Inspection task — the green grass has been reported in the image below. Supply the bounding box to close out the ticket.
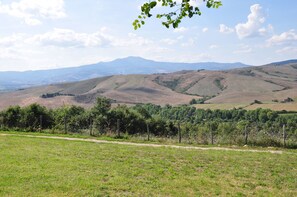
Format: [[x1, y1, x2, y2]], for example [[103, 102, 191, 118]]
[[0, 135, 297, 196]]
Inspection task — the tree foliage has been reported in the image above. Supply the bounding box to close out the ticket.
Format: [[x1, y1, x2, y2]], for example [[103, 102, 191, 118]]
[[0, 99, 296, 147], [133, 0, 222, 29]]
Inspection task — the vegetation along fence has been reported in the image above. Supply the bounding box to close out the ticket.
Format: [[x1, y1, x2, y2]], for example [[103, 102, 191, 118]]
[[0, 97, 296, 148]]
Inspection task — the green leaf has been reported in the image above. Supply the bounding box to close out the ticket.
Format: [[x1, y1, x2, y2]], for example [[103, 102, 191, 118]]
[[134, 0, 222, 29], [150, 1, 157, 8]]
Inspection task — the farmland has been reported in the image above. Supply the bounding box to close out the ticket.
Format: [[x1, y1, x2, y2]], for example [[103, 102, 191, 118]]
[[195, 101, 297, 111], [1, 61, 297, 111], [0, 133, 296, 196]]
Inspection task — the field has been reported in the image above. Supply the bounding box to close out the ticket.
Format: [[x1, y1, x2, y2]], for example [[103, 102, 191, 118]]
[[245, 102, 297, 111], [1, 133, 296, 196], [1, 63, 297, 111], [195, 103, 249, 110], [195, 101, 297, 111]]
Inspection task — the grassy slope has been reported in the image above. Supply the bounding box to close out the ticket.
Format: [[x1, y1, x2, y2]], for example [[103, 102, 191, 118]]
[[0, 64, 297, 110], [195, 103, 249, 110], [1, 135, 296, 196], [245, 102, 297, 111], [195, 101, 297, 111]]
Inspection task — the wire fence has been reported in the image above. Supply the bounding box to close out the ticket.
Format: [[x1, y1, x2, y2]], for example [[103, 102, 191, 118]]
[[39, 118, 297, 148]]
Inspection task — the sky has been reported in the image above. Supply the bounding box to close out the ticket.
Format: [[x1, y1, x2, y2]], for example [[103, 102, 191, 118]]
[[0, 0, 296, 71]]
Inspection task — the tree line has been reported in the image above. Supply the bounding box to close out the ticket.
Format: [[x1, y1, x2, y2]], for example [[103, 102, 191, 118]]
[[0, 97, 296, 148]]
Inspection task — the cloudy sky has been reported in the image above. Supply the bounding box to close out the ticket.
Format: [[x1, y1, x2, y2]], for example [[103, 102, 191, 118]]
[[0, 0, 296, 71]]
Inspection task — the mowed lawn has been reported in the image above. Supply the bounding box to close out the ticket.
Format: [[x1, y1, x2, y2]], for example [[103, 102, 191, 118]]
[[0, 135, 296, 196]]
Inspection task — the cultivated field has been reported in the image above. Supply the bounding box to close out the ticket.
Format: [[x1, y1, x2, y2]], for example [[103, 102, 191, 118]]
[[195, 103, 249, 110], [1, 133, 296, 196], [245, 102, 297, 111], [1, 62, 297, 111], [195, 101, 297, 111]]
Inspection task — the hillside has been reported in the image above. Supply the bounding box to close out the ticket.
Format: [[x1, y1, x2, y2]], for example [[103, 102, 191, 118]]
[[0, 60, 296, 111], [0, 57, 248, 91]]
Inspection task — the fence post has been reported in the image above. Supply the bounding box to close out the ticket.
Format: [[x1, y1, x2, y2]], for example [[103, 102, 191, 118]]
[[64, 115, 67, 134], [211, 129, 214, 145], [117, 119, 120, 137], [283, 124, 286, 147], [89, 118, 93, 136], [244, 125, 248, 145], [147, 122, 150, 141], [39, 115, 43, 131], [209, 123, 214, 145], [178, 122, 181, 143]]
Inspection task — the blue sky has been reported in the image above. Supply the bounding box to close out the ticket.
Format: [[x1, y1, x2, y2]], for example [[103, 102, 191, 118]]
[[0, 0, 296, 71]]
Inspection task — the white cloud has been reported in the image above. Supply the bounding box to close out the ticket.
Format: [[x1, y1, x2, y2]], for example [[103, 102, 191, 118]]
[[27, 28, 112, 48], [219, 24, 234, 34], [276, 46, 297, 54], [202, 27, 208, 33], [160, 38, 177, 45], [235, 4, 266, 39], [209, 44, 219, 49], [177, 35, 184, 40], [258, 24, 273, 36], [233, 45, 252, 54], [267, 29, 297, 46], [0, 0, 66, 26], [181, 38, 195, 47], [196, 53, 213, 60], [114, 33, 153, 47], [173, 27, 188, 33], [0, 28, 160, 71], [0, 34, 24, 47], [1, 28, 154, 50], [0, 48, 20, 59]]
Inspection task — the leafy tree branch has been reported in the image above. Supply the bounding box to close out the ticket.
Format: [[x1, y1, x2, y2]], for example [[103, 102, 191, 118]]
[[133, 0, 222, 29]]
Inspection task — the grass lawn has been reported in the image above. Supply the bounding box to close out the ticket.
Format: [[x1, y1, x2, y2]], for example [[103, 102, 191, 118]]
[[0, 134, 296, 196]]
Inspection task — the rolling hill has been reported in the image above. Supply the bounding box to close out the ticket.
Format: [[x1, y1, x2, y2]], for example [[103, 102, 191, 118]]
[[0, 57, 248, 91], [0, 60, 296, 111]]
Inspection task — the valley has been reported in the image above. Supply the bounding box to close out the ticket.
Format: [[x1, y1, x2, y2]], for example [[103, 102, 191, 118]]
[[0, 59, 296, 111]]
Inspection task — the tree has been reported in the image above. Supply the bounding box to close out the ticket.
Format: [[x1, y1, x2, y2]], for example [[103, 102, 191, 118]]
[[189, 98, 197, 105], [21, 104, 53, 131], [90, 97, 112, 133], [91, 97, 112, 117], [53, 105, 88, 133], [134, 0, 222, 29], [2, 106, 22, 128]]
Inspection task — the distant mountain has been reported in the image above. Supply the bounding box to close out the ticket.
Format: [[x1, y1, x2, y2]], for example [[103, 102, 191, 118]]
[[0, 57, 249, 91], [0, 60, 296, 111], [267, 59, 297, 66]]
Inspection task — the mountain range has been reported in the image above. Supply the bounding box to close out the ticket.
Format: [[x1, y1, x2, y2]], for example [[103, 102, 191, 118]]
[[0, 59, 296, 111], [0, 57, 249, 91]]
